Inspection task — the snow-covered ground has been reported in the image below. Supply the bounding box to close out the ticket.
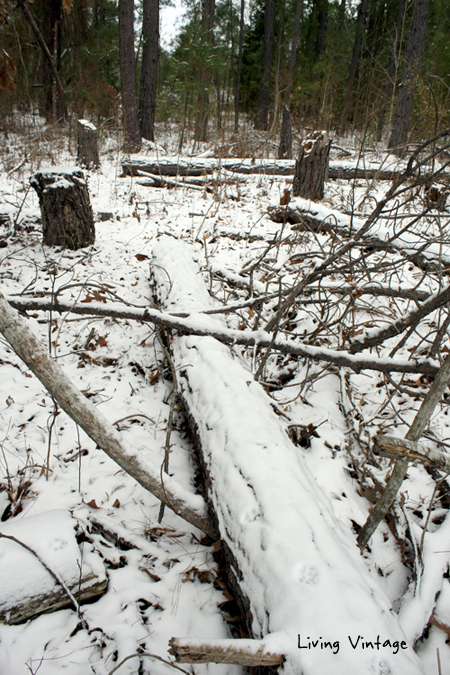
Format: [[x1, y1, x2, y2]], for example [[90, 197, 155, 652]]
[[0, 119, 450, 675]]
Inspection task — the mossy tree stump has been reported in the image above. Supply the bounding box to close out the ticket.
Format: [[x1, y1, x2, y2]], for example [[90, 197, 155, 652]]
[[31, 168, 95, 250], [293, 130, 331, 200]]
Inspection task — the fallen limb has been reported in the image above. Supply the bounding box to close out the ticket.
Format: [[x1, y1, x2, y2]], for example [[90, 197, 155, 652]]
[[7, 295, 440, 376], [168, 637, 283, 666], [358, 352, 450, 550], [0, 291, 215, 538], [373, 435, 450, 473]]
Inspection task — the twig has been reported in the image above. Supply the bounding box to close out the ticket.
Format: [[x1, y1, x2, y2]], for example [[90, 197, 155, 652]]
[[108, 652, 190, 675]]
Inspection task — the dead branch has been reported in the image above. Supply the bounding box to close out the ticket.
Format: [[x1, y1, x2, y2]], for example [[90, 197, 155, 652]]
[[358, 352, 450, 550], [0, 291, 216, 538], [168, 637, 283, 666], [373, 435, 450, 473], [6, 295, 440, 375]]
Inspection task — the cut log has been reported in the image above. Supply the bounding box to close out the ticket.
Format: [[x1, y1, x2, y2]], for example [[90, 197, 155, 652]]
[[293, 131, 331, 200], [77, 119, 100, 170], [373, 435, 450, 473], [0, 510, 107, 624], [168, 637, 283, 666], [151, 238, 424, 675], [30, 168, 95, 250]]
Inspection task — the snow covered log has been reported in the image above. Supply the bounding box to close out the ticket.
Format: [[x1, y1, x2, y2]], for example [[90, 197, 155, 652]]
[[0, 291, 215, 538], [0, 510, 107, 624], [151, 238, 425, 675], [30, 168, 95, 250], [168, 637, 283, 665]]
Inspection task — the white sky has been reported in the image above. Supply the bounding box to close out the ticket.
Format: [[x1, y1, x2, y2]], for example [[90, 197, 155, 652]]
[[160, 0, 185, 50]]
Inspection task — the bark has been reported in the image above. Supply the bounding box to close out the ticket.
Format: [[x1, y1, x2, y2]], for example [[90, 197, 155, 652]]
[[234, 0, 245, 131], [314, 0, 328, 62], [278, 106, 293, 159], [255, 0, 275, 130], [77, 120, 100, 169], [0, 292, 215, 538], [388, 0, 430, 154], [119, 0, 141, 152], [30, 169, 96, 250], [293, 131, 331, 200], [339, 0, 370, 132], [0, 570, 107, 625], [358, 351, 450, 550], [139, 0, 159, 142], [168, 638, 282, 666], [373, 435, 450, 474]]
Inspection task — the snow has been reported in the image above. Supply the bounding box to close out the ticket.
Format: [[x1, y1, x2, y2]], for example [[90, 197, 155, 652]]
[[0, 119, 449, 674]]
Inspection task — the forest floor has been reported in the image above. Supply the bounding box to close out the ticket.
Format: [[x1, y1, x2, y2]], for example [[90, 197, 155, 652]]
[[0, 117, 449, 675]]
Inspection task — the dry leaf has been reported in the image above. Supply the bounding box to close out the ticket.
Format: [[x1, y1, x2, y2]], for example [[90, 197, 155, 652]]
[[6, 395, 14, 407], [135, 253, 149, 261], [62, 0, 72, 14], [112, 498, 120, 507], [85, 498, 100, 509]]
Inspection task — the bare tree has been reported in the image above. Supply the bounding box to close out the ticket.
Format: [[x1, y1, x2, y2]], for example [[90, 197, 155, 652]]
[[388, 0, 430, 154], [194, 0, 215, 143], [139, 0, 159, 142], [119, 0, 141, 152], [255, 0, 275, 131]]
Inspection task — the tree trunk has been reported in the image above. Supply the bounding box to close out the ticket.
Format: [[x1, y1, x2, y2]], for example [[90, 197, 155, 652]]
[[139, 0, 159, 142], [119, 0, 141, 152], [314, 0, 328, 62], [278, 0, 302, 159], [31, 169, 95, 250], [376, 0, 407, 140], [339, 0, 369, 132], [77, 120, 100, 169], [194, 0, 215, 143], [234, 0, 245, 131], [255, 0, 275, 131], [293, 131, 331, 200], [388, 0, 429, 154]]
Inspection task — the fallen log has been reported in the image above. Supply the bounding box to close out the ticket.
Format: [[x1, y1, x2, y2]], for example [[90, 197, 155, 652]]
[[373, 435, 450, 473], [168, 637, 283, 666], [152, 237, 424, 675], [122, 156, 407, 181], [0, 510, 107, 624], [0, 291, 215, 538]]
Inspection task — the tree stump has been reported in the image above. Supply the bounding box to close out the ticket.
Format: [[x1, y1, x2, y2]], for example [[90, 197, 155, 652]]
[[31, 168, 95, 250], [77, 119, 100, 169], [293, 130, 331, 200]]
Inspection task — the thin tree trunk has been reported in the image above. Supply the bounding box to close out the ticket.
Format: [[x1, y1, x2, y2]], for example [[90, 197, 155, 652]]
[[339, 0, 369, 133], [388, 0, 430, 154], [17, 0, 67, 120], [278, 0, 303, 158], [139, 0, 159, 142], [376, 0, 407, 140], [0, 293, 214, 537], [195, 0, 215, 143], [119, 0, 141, 152], [255, 0, 275, 131], [234, 0, 245, 131], [314, 0, 327, 62]]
